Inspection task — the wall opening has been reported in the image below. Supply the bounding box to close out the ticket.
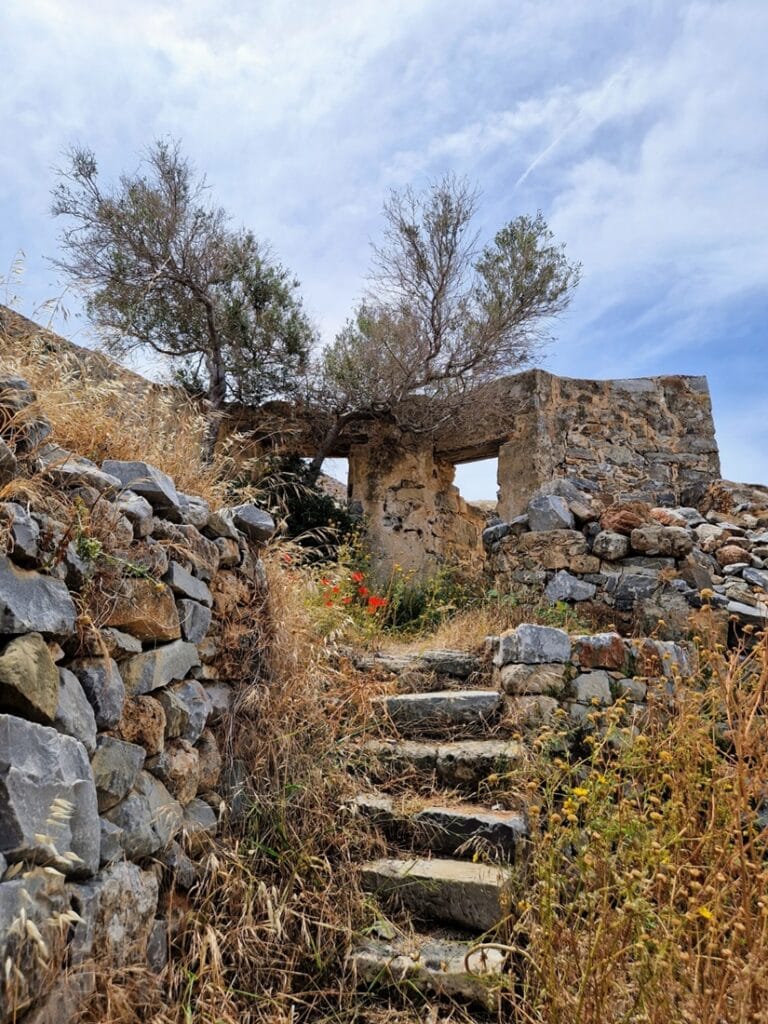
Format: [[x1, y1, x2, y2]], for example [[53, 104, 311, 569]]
[[453, 456, 499, 512], [319, 457, 350, 502]]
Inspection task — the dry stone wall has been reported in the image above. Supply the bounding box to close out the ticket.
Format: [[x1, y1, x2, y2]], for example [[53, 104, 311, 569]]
[[0, 374, 272, 1023]]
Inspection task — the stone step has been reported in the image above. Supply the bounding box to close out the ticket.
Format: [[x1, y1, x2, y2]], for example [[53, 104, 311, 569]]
[[360, 856, 510, 932], [360, 738, 524, 791], [373, 690, 502, 737], [352, 931, 507, 1008], [351, 793, 527, 858], [353, 648, 483, 684]]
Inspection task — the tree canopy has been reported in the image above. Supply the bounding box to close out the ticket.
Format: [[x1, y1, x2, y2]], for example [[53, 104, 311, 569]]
[[51, 139, 315, 456]]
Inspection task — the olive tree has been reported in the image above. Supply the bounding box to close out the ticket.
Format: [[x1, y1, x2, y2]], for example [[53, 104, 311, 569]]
[[309, 174, 581, 478], [51, 139, 315, 458]]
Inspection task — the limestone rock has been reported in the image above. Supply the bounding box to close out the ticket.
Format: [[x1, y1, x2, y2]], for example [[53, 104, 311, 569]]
[[495, 623, 571, 665], [214, 535, 241, 567], [572, 632, 627, 670], [54, 668, 98, 754], [506, 694, 559, 726], [103, 771, 183, 858], [104, 577, 181, 642], [0, 555, 77, 635], [572, 670, 613, 706], [606, 572, 660, 612], [517, 529, 594, 571], [182, 796, 218, 849], [497, 662, 567, 696], [195, 728, 222, 792], [178, 492, 210, 529], [115, 695, 166, 755], [164, 561, 212, 606], [630, 525, 694, 558], [0, 631, 59, 723], [717, 544, 751, 567], [38, 444, 121, 492], [69, 656, 125, 729], [527, 494, 574, 532], [592, 530, 630, 561], [99, 818, 123, 866], [1, 501, 40, 565], [545, 569, 596, 603], [146, 739, 199, 806], [102, 459, 183, 519], [116, 490, 154, 537], [155, 678, 212, 742], [375, 690, 501, 737], [91, 736, 146, 812], [157, 839, 198, 889], [96, 627, 143, 659], [120, 640, 200, 697], [208, 503, 275, 543], [600, 501, 651, 536], [175, 523, 221, 580], [67, 862, 158, 968], [0, 714, 99, 877]]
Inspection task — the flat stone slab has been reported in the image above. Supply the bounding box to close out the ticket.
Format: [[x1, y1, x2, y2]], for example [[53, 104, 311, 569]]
[[495, 624, 571, 666], [361, 856, 509, 931], [374, 690, 502, 737], [120, 640, 200, 696], [352, 931, 506, 1007], [363, 738, 524, 789], [102, 459, 183, 517], [0, 555, 77, 635], [354, 649, 482, 680]]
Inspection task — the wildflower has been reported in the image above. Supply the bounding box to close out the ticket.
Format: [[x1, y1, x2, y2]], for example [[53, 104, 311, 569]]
[[321, 577, 331, 586], [342, 597, 352, 605], [358, 586, 370, 597], [332, 585, 340, 594], [281, 552, 292, 564], [351, 571, 365, 583], [696, 906, 714, 921], [324, 600, 333, 608]]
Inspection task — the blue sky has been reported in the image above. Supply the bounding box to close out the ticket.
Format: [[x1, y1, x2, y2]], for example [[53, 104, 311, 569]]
[[1, 0, 766, 499]]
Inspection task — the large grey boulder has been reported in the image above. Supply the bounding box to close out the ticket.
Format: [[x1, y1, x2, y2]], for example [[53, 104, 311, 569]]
[[69, 656, 125, 728], [102, 459, 183, 519], [592, 530, 630, 561], [0, 631, 60, 723], [120, 640, 200, 696], [0, 501, 40, 565], [495, 624, 571, 666], [0, 714, 99, 877], [208, 503, 275, 543], [103, 771, 183, 858], [527, 494, 574, 532], [91, 736, 146, 812], [156, 679, 212, 743], [67, 861, 159, 968], [545, 570, 596, 603], [0, 555, 77, 635], [54, 668, 98, 754], [572, 671, 613, 706], [178, 492, 210, 529]]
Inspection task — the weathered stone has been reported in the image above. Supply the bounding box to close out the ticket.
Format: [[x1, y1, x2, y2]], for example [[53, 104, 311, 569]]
[[174, 599, 211, 645], [157, 839, 198, 889], [527, 494, 574, 532], [38, 443, 121, 492], [354, 648, 482, 680], [91, 736, 146, 812], [545, 570, 596, 603], [182, 796, 218, 847], [1, 501, 40, 565], [99, 818, 123, 866], [102, 459, 183, 518], [209, 503, 275, 543], [176, 524, 221, 580], [592, 530, 630, 561], [104, 577, 181, 642], [507, 694, 559, 726], [743, 567, 768, 590], [120, 640, 200, 697], [497, 662, 567, 696], [631, 525, 694, 558], [204, 681, 233, 721], [214, 535, 241, 567], [600, 502, 651, 536], [365, 738, 523, 790], [617, 678, 648, 702], [156, 678, 211, 742], [0, 631, 59, 723], [146, 739, 199, 805], [54, 668, 98, 754], [495, 623, 571, 665], [0, 714, 99, 877], [147, 918, 169, 973], [0, 555, 77, 634], [178, 492, 210, 529], [607, 572, 660, 612], [116, 490, 154, 537], [68, 862, 158, 967], [727, 600, 767, 625], [352, 932, 505, 1007], [195, 728, 222, 792], [103, 771, 183, 858], [679, 555, 714, 591], [717, 544, 751, 567], [572, 632, 626, 670], [115, 695, 166, 755], [0, 436, 17, 485], [572, 670, 613, 705], [96, 626, 143, 659], [164, 561, 212, 605], [69, 657, 125, 729], [412, 804, 526, 856], [361, 857, 507, 931], [375, 690, 501, 737], [517, 529, 590, 570], [482, 521, 511, 547]]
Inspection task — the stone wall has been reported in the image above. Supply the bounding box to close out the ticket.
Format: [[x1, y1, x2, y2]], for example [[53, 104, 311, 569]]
[[0, 375, 273, 1023]]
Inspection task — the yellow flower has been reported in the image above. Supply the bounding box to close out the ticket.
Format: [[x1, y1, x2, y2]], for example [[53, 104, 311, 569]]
[[696, 906, 714, 921]]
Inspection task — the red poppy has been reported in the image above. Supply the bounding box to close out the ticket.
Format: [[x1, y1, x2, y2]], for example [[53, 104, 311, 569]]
[[282, 553, 293, 564], [358, 586, 370, 597], [332, 585, 340, 594], [342, 596, 352, 605], [321, 577, 331, 586], [351, 571, 365, 583], [324, 599, 334, 607], [367, 595, 388, 610]]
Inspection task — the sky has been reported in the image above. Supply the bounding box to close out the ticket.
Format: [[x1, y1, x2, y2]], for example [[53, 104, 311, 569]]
[[1, 0, 766, 500]]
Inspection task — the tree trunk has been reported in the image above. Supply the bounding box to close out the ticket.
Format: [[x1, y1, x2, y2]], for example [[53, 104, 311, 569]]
[[307, 415, 347, 484], [201, 350, 227, 464]]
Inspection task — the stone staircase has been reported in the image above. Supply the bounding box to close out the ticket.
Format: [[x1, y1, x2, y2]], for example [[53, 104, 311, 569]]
[[347, 646, 526, 1009]]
